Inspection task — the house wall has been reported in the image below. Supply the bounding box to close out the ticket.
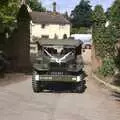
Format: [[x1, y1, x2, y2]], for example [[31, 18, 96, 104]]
[[30, 22, 70, 55], [31, 23, 70, 41]]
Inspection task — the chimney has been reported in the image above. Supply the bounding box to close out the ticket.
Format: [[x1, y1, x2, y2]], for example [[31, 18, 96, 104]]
[[53, 2, 56, 12]]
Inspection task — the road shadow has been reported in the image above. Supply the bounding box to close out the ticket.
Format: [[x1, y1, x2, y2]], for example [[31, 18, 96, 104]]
[[40, 82, 87, 94], [110, 74, 120, 102], [111, 91, 120, 102], [0, 73, 30, 86]]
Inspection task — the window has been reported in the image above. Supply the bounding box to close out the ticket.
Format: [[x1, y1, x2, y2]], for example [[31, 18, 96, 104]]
[[44, 46, 75, 55], [30, 46, 36, 51], [41, 24, 46, 29], [41, 35, 49, 39], [63, 34, 67, 39]]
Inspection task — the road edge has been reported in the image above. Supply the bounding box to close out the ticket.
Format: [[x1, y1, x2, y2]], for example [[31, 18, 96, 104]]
[[92, 73, 120, 93]]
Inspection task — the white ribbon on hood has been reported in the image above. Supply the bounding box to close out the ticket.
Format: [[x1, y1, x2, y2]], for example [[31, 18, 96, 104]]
[[44, 49, 72, 64]]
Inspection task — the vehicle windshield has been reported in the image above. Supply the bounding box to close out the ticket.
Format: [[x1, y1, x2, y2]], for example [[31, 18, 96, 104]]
[[43, 46, 75, 56]]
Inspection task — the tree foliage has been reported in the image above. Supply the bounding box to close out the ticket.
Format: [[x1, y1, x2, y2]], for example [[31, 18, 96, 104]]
[[92, 5, 117, 76], [17, 4, 31, 23], [92, 5, 106, 57], [99, 57, 115, 77], [110, 0, 120, 38], [71, 27, 91, 34], [0, 0, 19, 33], [92, 5, 117, 58], [110, 0, 120, 71], [92, 5, 106, 24], [63, 11, 69, 20], [29, 0, 46, 12], [70, 0, 92, 28]]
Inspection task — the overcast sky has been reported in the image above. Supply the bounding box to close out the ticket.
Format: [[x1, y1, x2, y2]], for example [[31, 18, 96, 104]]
[[40, 0, 115, 14]]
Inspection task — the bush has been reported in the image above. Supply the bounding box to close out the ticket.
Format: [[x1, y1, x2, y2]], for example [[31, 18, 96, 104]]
[[114, 53, 120, 71], [99, 57, 115, 77], [71, 27, 91, 34]]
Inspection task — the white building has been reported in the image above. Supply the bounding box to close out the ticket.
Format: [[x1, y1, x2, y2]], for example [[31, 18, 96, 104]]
[[30, 11, 70, 41], [29, 10, 70, 55], [29, 11, 70, 55]]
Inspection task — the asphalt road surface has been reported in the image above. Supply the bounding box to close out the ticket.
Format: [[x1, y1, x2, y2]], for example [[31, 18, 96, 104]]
[[0, 50, 120, 120]]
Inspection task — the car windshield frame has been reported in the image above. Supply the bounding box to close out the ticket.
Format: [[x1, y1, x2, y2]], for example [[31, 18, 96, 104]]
[[43, 45, 75, 56]]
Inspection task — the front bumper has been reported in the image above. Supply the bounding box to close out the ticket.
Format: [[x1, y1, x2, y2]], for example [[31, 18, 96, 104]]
[[34, 73, 85, 82]]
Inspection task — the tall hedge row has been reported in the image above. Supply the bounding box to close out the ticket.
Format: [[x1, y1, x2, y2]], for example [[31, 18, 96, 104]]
[[92, 4, 118, 76]]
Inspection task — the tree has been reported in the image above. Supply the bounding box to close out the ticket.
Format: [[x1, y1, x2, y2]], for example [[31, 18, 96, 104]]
[[70, 0, 92, 28], [29, 0, 46, 12], [0, 0, 19, 33], [92, 5, 106, 57], [0, 0, 19, 52], [63, 11, 69, 20], [109, 0, 120, 71], [92, 5, 106, 24], [110, 0, 120, 38], [105, 7, 112, 20], [92, 5, 117, 76], [92, 5, 116, 58]]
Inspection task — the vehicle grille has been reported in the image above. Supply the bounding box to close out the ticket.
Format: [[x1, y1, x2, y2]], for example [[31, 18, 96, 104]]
[[50, 72, 64, 76], [38, 71, 83, 76], [49, 62, 67, 70]]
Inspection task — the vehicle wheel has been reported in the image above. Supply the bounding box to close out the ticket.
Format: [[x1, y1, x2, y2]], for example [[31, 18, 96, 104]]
[[32, 71, 43, 93], [75, 82, 86, 93]]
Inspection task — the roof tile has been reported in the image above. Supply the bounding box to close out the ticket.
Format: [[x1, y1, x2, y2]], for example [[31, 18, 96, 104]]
[[30, 11, 70, 24]]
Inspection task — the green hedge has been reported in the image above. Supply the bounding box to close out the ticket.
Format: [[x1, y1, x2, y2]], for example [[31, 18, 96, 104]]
[[92, 5, 117, 77], [71, 27, 91, 34], [99, 57, 115, 76]]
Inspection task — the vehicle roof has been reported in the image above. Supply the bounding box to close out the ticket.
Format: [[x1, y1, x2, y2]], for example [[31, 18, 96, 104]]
[[38, 39, 82, 47]]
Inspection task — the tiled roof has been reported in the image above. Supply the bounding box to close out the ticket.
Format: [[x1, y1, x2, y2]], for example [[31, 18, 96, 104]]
[[30, 11, 70, 24]]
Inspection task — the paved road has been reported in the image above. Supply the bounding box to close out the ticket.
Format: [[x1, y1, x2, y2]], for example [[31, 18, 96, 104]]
[[0, 50, 120, 120]]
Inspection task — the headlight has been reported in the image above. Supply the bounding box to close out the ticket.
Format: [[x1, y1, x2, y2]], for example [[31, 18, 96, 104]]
[[72, 76, 82, 82], [77, 76, 81, 82], [35, 74, 39, 81]]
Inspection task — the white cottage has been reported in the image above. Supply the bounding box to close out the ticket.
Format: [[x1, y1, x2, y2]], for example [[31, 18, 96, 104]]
[[29, 10, 70, 55], [30, 11, 70, 40]]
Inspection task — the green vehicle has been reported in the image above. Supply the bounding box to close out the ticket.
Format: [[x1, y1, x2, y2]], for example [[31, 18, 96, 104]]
[[32, 39, 86, 93]]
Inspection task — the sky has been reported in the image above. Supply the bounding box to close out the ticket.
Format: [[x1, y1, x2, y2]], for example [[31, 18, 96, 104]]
[[40, 0, 115, 14]]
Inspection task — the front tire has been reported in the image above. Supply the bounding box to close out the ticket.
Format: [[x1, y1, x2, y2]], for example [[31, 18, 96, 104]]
[[32, 71, 42, 93], [74, 81, 86, 93]]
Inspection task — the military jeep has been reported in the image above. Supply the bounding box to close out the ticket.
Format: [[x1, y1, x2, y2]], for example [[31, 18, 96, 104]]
[[32, 39, 86, 93]]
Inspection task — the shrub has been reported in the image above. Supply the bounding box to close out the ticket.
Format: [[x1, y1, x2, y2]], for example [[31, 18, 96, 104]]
[[99, 57, 115, 76], [114, 52, 120, 71], [71, 27, 91, 34]]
